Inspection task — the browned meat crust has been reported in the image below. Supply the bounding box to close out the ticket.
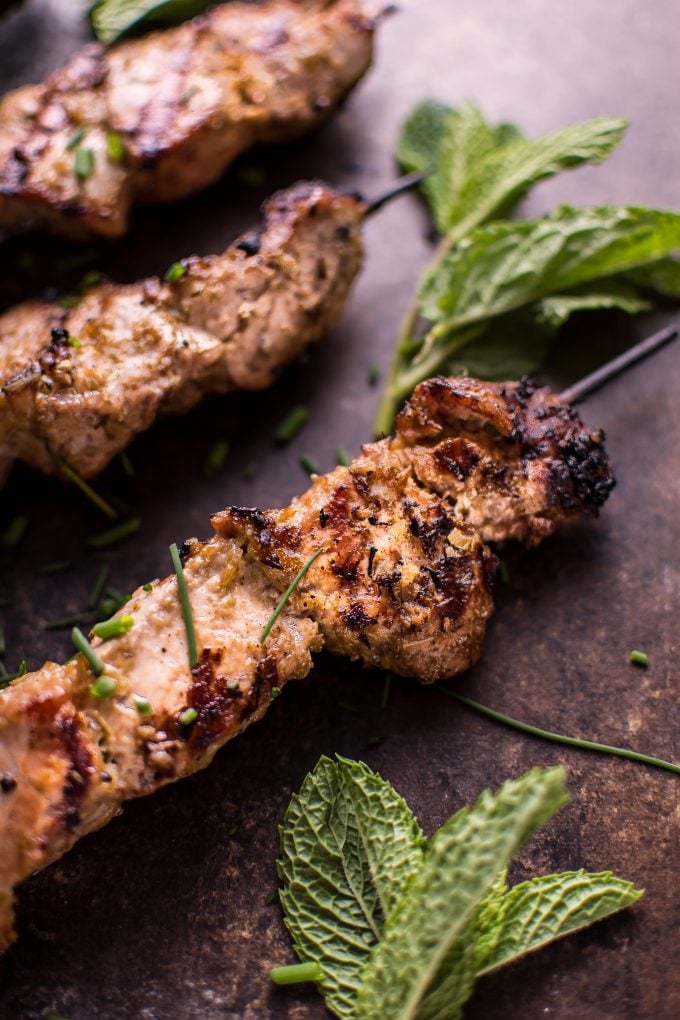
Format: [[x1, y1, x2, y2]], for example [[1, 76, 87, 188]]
[[0, 181, 364, 485], [385, 375, 615, 545], [0, 375, 613, 953], [0, 1, 376, 239]]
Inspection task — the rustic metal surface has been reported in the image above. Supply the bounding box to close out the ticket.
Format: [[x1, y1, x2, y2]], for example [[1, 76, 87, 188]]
[[0, 1, 678, 1017]]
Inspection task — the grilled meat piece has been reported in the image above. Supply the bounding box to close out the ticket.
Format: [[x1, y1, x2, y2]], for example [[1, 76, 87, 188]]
[[0, 375, 614, 952], [384, 375, 615, 545], [0, 0, 376, 239], [0, 181, 364, 486], [0, 437, 496, 954]]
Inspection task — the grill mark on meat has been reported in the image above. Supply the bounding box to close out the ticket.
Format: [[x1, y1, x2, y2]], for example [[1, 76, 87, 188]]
[[135, 35, 200, 162], [54, 711, 93, 829], [184, 648, 248, 752], [434, 437, 480, 480]]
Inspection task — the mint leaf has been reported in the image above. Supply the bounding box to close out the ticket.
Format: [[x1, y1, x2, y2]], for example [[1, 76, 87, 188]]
[[443, 282, 651, 380], [90, 0, 211, 44], [477, 870, 643, 976], [420, 205, 680, 339], [443, 116, 627, 240], [277, 756, 424, 1019], [397, 102, 524, 235], [396, 102, 625, 239], [354, 767, 568, 1020], [626, 256, 680, 297]]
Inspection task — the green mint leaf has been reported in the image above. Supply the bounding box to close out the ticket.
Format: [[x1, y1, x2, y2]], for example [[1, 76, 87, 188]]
[[477, 869, 643, 976], [354, 767, 568, 1020], [413, 869, 510, 1020], [277, 756, 424, 1019], [397, 103, 625, 238], [625, 256, 680, 297], [442, 116, 627, 239], [420, 205, 680, 338], [90, 0, 212, 44], [397, 102, 523, 235], [441, 282, 650, 381]]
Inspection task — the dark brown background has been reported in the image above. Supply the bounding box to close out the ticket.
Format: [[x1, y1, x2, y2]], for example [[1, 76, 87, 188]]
[[0, 1, 678, 1017]]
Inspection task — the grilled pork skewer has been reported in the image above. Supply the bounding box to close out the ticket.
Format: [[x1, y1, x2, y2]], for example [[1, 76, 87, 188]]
[[0, 180, 364, 487], [0, 375, 612, 953], [0, 0, 376, 240]]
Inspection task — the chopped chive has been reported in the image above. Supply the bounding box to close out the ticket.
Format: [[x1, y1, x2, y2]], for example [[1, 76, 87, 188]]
[[170, 543, 198, 668], [2, 515, 28, 548], [45, 611, 95, 632], [90, 675, 117, 698], [86, 517, 140, 548], [270, 962, 324, 986], [87, 563, 110, 609], [629, 649, 649, 667], [179, 85, 199, 105], [338, 700, 360, 713], [228, 823, 239, 836], [437, 687, 680, 776], [164, 261, 187, 283], [0, 659, 27, 689], [497, 560, 509, 583], [119, 451, 134, 478], [142, 583, 153, 592], [336, 446, 351, 467], [271, 686, 281, 699], [57, 460, 117, 519], [367, 362, 380, 387], [71, 627, 105, 675], [260, 548, 324, 643], [381, 672, 392, 710], [92, 614, 134, 641], [37, 560, 72, 576], [0, 625, 5, 657], [74, 147, 95, 182], [97, 596, 120, 619], [179, 707, 198, 726], [274, 406, 308, 444], [227, 680, 240, 692], [132, 693, 152, 714], [264, 890, 279, 906], [367, 735, 385, 749], [80, 269, 101, 290], [66, 127, 85, 151], [300, 454, 320, 476], [106, 131, 124, 161], [59, 294, 80, 310], [67, 335, 81, 348], [242, 461, 257, 480], [203, 439, 230, 480]]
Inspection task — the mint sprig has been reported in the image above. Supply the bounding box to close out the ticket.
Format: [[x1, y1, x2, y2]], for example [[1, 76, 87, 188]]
[[274, 758, 642, 1018], [277, 756, 425, 1019], [375, 102, 680, 435], [89, 0, 212, 44]]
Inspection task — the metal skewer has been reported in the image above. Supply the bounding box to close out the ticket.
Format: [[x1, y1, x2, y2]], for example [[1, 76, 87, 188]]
[[559, 323, 678, 405], [363, 169, 430, 217]]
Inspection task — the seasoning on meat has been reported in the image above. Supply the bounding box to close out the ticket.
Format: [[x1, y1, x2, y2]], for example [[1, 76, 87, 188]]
[[0, 0, 376, 239], [0, 375, 614, 954], [0, 181, 364, 486]]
